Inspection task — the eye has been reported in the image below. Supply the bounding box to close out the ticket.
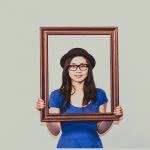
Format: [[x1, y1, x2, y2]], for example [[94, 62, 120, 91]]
[[80, 64, 88, 67], [68, 65, 77, 70], [79, 64, 88, 71], [70, 65, 76, 68]]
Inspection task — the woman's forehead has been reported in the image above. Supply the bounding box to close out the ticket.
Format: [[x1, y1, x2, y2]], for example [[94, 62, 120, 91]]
[[70, 56, 87, 64]]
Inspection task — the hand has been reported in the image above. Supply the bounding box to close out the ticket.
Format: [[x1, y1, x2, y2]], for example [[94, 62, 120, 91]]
[[36, 98, 45, 111], [113, 105, 123, 116]]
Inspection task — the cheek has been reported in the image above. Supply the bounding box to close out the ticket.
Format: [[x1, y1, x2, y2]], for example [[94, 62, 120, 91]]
[[68, 71, 74, 78], [82, 71, 88, 78]]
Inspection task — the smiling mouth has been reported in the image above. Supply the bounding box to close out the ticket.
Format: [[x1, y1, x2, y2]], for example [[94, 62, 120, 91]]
[[75, 75, 83, 78]]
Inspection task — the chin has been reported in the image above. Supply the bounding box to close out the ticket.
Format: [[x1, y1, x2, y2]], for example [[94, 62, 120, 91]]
[[73, 78, 85, 83]]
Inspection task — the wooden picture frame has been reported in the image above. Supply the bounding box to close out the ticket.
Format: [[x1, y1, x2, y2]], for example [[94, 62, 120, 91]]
[[40, 27, 121, 121]]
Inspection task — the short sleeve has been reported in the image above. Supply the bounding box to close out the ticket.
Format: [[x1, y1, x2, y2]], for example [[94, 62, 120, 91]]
[[96, 88, 108, 106], [48, 89, 63, 108]]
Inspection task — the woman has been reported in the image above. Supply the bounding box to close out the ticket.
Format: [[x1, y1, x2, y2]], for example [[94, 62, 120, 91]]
[[36, 47, 123, 148]]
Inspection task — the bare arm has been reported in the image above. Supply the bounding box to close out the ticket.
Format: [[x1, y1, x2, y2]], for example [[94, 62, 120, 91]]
[[46, 107, 61, 136], [36, 98, 61, 136], [97, 103, 113, 135]]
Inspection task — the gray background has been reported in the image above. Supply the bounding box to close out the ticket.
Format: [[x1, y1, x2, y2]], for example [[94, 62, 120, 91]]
[[0, 0, 150, 149]]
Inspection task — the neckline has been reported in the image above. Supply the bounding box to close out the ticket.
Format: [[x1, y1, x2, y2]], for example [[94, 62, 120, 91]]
[[69, 101, 92, 109]]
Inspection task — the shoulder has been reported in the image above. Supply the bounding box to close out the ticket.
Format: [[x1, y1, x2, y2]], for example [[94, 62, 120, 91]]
[[49, 89, 63, 97], [96, 87, 107, 95], [48, 89, 64, 108], [96, 87, 108, 106]]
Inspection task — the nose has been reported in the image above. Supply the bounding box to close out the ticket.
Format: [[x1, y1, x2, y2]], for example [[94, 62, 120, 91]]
[[76, 66, 81, 72]]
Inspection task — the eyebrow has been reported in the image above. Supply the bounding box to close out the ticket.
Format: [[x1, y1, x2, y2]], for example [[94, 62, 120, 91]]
[[70, 63, 87, 65]]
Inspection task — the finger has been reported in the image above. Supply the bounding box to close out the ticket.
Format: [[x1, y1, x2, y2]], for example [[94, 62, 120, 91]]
[[37, 107, 44, 110], [114, 112, 122, 116], [115, 106, 122, 109], [37, 104, 45, 109], [37, 103, 45, 107], [39, 98, 44, 101], [114, 109, 122, 113], [37, 98, 44, 102], [115, 106, 122, 110], [38, 100, 44, 103], [114, 111, 123, 115], [38, 102, 45, 105], [37, 101, 45, 105], [114, 109, 120, 113], [114, 108, 122, 111]]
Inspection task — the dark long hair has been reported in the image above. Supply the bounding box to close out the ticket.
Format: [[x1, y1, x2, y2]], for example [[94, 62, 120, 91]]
[[59, 56, 97, 112]]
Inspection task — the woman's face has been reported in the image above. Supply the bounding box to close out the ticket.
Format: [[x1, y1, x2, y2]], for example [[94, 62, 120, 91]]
[[68, 56, 88, 83]]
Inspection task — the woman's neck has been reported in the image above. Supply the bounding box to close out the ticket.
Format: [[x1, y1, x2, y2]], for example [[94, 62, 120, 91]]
[[71, 80, 84, 92]]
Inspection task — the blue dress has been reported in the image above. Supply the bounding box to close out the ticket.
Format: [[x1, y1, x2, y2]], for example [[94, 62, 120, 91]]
[[48, 88, 108, 148]]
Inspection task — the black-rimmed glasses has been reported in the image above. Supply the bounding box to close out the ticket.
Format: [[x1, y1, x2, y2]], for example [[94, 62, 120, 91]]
[[68, 64, 89, 71]]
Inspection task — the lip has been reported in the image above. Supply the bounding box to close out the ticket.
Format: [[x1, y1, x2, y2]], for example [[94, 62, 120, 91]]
[[75, 75, 83, 78]]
